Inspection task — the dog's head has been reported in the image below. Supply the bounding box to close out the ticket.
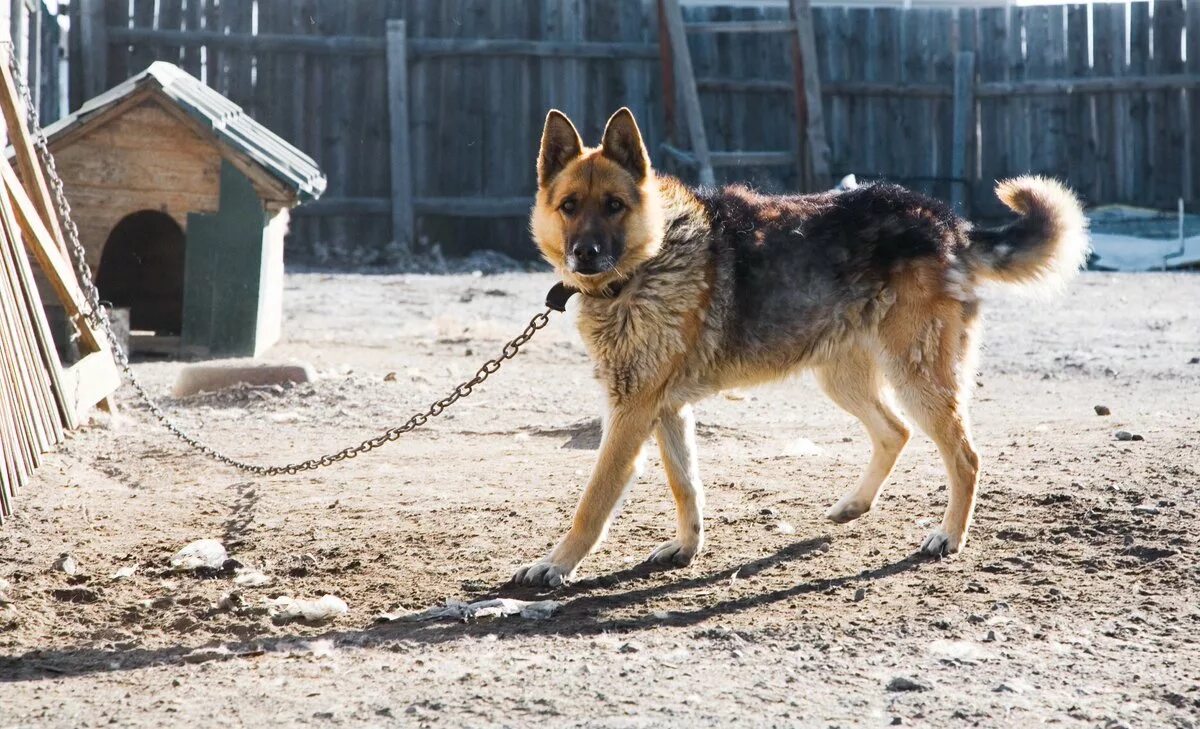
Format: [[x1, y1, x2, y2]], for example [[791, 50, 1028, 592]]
[[530, 108, 664, 294]]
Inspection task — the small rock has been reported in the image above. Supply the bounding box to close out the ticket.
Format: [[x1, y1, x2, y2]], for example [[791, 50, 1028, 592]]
[[52, 553, 78, 576], [1132, 503, 1160, 516], [1093, 405, 1110, 416], [619, 641, 644, 654], [0, 578, 11, 604], [773, 521, 796, 535], [853, 588, 866, 602], [170, 540, 228, 571], [383, 372, 398, 382], [268, 594, 348, 623], [110, 566, 137, 581], [759, 507, 777, 517], [218, 591, 245, 611], [1188, 356, 1199, 365], [1114, 430, 1143, 442], [233, 568, 272, 587], [886, 676, 930, 692]]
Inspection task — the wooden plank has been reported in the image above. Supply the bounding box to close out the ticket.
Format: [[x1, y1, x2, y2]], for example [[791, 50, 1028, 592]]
[[684, 20, 797, 34], [106, 26, 661, 59], [414, 196, 532, 217], [0, 48, 66, 258], [104, 0, 130, 92], [950, 51, 975, 214], [790, 0, 831, 188], [78, 0, 108, 99], [0, 193, 59, 448], [128, 0, 157, 74], [711, 150, 795, 167], [662, 0, 715, 185], [1126, 1, 1150, 204], [387, 19, 414, 255], [1065, 4, 1094, 204], [291, 197, 391, 216], [1152, 0, 1186, 209], [56, 350, 122, 426], [1186, 0, 1200, 203], [0, 158, 102, 352]]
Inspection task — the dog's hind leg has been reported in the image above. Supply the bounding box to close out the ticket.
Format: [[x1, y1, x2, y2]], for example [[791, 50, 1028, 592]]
[[646, 403, 704, 567], [881, 298, 982, 557], [816, 348, 910, 524]]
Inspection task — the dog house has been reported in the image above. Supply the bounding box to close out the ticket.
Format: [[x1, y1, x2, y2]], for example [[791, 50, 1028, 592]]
[[38, 62, 325, 357]]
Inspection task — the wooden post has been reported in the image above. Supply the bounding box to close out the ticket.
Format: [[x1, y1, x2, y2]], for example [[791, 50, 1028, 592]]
[[656, 0, 677, 152], [951, 51, 976, 215], [661, 0, 715, 186], [386, 19, 414, 256], [79, 0, 108, 100], [790, 0, 831, 190]]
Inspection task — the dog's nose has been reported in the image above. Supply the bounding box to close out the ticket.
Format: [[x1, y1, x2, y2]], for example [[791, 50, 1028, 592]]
[[570, 239, 602, 263]]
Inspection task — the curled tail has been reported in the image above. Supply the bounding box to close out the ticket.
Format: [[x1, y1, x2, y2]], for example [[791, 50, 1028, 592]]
[[965, 176, 1089, 290]]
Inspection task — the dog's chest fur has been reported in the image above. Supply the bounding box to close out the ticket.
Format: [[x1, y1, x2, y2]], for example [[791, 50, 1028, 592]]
[[575, 230, 714, 402]]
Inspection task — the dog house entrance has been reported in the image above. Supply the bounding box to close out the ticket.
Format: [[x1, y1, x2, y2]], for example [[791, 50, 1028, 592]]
[[95, 211, 186, 343]]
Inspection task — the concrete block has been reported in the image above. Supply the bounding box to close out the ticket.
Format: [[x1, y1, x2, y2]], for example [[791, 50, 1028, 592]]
[[172, 361, 316, 397]]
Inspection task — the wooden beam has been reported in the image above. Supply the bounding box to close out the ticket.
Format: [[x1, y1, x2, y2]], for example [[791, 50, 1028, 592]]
[[414, 197, 532, 218], [0, 47, 68, 258], [685, 20, 798, 34], [106, 27, 660, 60], [662, 0, 715, 186], [789, 0, 831, 189], [410, 38, 660, 60], [950, 51, 976, 214], [975, 74, 1200, 97], [291, 197, 391, 216], [712, 150, 796, 167], [386, 20, 414, 256], [79, 0, 108, 99]]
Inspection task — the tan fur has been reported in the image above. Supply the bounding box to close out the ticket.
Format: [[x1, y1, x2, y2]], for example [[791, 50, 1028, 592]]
[[512, 109, 1086, 587]]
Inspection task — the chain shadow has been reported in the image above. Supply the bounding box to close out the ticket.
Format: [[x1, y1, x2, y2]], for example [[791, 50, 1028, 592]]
[[0, 537, 928, 684]]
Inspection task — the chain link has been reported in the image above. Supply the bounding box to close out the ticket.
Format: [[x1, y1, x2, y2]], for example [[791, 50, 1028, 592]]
[[4, 46, 554, 476]]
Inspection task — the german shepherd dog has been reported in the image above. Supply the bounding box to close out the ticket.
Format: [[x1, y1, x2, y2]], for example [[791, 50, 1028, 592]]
[[514, 107, 1088, 587]]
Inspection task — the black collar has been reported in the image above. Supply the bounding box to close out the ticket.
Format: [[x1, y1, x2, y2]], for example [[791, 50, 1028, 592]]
[[544, 280, 625, 312]]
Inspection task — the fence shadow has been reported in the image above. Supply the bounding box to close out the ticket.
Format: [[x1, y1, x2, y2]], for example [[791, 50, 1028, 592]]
[[0, 537, 928, 684]]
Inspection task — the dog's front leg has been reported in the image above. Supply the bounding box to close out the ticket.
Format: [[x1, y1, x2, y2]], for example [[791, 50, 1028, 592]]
[[646, 403, 704, 567], [513, 401, 657, 587]]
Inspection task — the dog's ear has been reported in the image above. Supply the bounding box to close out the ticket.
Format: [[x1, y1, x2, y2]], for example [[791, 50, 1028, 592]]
[[538, 110, 583, 187], [601, 107, 649, 180]]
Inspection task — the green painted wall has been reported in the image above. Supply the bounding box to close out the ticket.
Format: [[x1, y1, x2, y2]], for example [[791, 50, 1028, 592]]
[[182, 161, 270, 357]]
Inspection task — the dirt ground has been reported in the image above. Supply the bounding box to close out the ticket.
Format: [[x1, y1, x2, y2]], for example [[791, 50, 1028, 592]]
[[1, 271, 1198, 728]]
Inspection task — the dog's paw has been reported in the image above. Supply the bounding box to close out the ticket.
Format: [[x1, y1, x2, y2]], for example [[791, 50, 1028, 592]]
[[645, 538, 701, 568], [920, 529, 963, 558], [511, 559, 573, 588], [826, 497, 870, 524]]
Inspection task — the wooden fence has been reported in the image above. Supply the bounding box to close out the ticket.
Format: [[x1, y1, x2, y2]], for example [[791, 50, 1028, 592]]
[[63, 0, 1200, 264]]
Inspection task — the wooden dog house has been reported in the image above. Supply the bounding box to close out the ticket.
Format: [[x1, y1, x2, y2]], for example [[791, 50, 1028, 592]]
[[37, 62, 325, 357]]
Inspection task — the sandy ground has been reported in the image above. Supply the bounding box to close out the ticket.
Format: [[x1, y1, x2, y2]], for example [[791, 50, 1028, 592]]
[[1, 271, 1198, 728]]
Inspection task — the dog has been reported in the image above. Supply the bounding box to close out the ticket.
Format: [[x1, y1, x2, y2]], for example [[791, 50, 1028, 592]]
[[514, 107, 1088, 587]]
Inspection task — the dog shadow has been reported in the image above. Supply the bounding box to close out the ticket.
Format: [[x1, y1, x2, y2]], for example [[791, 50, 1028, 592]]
[[0, 538, 927, 683]]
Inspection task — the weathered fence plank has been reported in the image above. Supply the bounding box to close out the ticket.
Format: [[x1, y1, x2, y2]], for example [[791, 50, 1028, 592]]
[[60, 0, 1200, 263]]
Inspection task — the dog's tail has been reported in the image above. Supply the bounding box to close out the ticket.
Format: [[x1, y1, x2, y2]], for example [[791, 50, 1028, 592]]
[[964, 176, 1089, 290]]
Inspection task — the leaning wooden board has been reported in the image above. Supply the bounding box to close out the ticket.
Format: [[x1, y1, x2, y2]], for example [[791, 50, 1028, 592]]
[[0, 46, 121, 522]]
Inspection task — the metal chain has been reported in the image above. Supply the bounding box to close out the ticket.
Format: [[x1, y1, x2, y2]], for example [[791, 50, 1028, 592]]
[[4, 47, 554, 476]]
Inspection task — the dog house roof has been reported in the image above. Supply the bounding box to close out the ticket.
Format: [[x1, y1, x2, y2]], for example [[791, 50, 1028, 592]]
[[41, 62, 326, 202]]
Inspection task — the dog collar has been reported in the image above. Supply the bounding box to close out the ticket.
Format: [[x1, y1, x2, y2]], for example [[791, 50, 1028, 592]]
[[544, 281, 626, 312]]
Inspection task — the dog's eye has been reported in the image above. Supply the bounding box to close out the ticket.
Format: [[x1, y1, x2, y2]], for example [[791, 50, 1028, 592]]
[[560, 199, 577, 215], [606, 198, 625, 214]]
